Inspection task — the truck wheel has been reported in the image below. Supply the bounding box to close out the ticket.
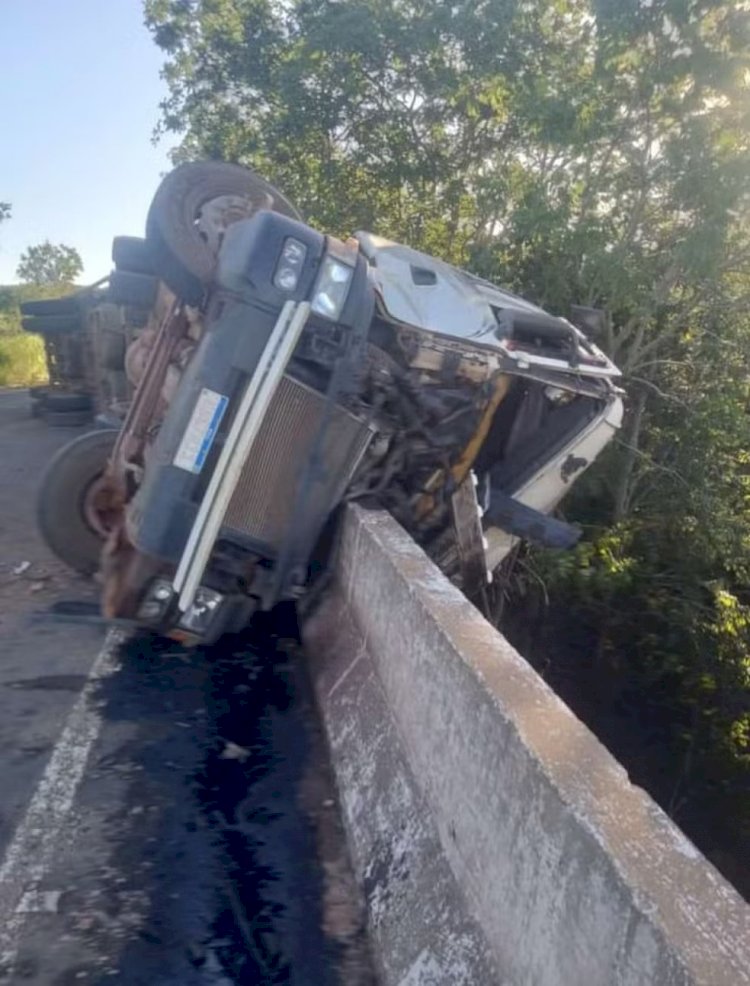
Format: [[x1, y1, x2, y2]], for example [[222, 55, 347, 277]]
[[107, 270, 158, 308], [44, 392, 92, 412], [37, 429, 119, 574], [112, 235, 156, 274], [146, 161, 302, 306], [22, 314, 83, 334], [20, 297, 80, 317]]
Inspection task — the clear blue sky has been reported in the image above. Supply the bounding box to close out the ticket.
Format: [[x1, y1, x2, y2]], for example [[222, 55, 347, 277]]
[[0, 1, 174, 283]]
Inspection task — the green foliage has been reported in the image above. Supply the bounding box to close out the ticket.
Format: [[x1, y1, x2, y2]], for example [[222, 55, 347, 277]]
[[0, 202, 10, 224], [16, 241, 83, 285], [0, 282, 76, 334], [145, 0, 750, 850], [0, 333, 47, 387], [535, 292, 750, 821], [0, 283, 75, 386]]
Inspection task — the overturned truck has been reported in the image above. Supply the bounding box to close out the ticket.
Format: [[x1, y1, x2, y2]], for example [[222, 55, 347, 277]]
[[38, 162, 622, 644], [21, 275, 153, 427]]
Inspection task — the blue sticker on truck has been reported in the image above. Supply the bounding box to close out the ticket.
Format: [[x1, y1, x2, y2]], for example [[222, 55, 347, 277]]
[[173, 388, 229, 474]]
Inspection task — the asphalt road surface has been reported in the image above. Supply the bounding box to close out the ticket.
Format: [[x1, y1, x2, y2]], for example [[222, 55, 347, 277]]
[[0, 389, 374, 985]]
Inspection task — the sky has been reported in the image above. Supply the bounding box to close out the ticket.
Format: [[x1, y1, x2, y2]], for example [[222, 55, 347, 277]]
[[0, 1, 174, 283]]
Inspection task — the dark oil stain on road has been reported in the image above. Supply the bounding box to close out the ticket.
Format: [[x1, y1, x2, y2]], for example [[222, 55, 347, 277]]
[[89, 607, 374, 986]]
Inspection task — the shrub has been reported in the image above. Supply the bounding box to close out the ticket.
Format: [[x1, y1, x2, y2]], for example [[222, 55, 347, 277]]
[[0, 332, 48, 387]]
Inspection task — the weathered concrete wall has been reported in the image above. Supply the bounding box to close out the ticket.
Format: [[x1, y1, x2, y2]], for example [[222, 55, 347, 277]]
[[303, 505, 750, 986]]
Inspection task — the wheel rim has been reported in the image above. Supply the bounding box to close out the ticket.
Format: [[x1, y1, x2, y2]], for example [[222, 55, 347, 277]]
[[195, 192, 272, 254], [82, 474, 120, 540]]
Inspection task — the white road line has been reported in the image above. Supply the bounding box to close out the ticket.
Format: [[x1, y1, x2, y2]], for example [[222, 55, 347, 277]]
[[0, 628, 123, 973]]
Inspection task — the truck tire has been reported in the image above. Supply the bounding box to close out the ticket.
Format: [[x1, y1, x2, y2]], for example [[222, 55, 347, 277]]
[[145, 161, 301, 306], [107, 270, 158, 308], [37, 429, 118, 574], [20, 297, 80, 317], [44, 392, 92, 412], [112, 235, 156, 275], [22, 314, 83, 334]]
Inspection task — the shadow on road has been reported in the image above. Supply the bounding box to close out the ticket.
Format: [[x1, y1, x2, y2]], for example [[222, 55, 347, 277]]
[[91, 610, 371, 986]]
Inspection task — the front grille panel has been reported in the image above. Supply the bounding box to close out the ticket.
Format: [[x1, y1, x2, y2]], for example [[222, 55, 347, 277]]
[[222, 374, 372, 552]]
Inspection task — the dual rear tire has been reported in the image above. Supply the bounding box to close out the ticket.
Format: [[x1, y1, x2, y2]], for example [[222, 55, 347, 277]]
[[30, 389, 94, 427]]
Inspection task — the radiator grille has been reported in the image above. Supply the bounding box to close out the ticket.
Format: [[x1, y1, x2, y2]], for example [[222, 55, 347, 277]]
[[222, 375, 372, 552]]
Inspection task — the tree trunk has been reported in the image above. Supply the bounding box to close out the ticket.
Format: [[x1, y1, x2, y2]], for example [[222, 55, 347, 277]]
[[612, 389, 647, 523]]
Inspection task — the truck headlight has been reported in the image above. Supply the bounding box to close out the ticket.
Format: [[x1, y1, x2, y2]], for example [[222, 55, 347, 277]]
[[137, 578, 174, 621], [178, 586, 224, 634], [311, 256, 354, 320], [273, 237, 308, 292]]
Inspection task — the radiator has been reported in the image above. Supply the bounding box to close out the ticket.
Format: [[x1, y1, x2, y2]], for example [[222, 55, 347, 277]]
[[221, 374, 373, 552]]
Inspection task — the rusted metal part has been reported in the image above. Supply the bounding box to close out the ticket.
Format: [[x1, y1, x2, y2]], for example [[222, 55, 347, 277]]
[[100, 527, 162, 620], [416, 372, 510, 522], [94, 282, 184, 617], [82, 474, 123, 540], [196, 192, 273, 254], [124, 328, 156, 387], [108, 282, 182, 490]]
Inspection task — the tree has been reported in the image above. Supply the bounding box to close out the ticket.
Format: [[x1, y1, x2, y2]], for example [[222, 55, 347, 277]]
[[16, 241, 82, 285], [145, 0, 750, 268], [0, 203, 9, 224]]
